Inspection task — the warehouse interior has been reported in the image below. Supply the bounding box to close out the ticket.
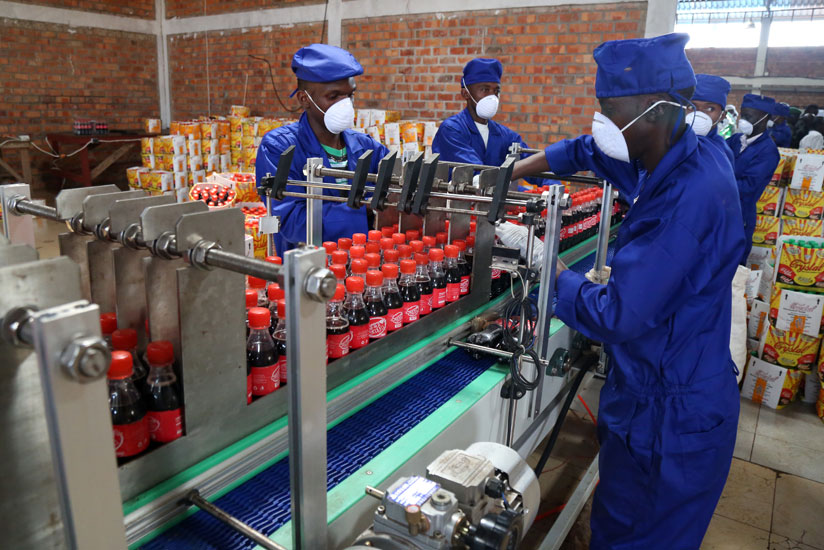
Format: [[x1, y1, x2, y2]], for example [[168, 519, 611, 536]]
[[2, 0, 824, 549]]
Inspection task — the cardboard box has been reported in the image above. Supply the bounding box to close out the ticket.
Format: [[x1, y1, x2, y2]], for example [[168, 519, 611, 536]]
[[756, 185, 783, 216], [759, 324, 821, 371], [753, 214, 781, 246], [790, 153, 824, 192], [741, 356, 804, 409], [774, 235, 824, 288], [783, 188, 824, 219]]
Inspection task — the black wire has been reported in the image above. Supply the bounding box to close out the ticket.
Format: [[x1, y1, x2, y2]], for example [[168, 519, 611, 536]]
[[320, 0, 329, 43], [500, 266, 541, 392], [248, 55, 301, 114]]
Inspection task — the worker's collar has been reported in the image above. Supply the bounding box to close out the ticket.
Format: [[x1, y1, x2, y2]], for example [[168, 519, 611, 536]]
[[740, 131, 765, 153]]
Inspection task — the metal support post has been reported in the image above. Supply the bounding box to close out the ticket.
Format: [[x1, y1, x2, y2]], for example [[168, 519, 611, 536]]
[[305, 157, 325, 247], [593, 181, 614, 374], [0, 183, 36, 247]]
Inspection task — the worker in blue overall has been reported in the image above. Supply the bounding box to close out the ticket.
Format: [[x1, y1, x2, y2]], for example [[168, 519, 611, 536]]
[[432, 58, 547, 190], [769, 102, 792, 148], [256, 44, 388, 253], [502, 33, 745, 549], [727, 93, 780, 262], [687, 74, 734, 166]]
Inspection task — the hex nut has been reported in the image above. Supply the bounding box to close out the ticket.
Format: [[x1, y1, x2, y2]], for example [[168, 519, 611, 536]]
[[304, 267, 337, 302], [60, 336, 111, 383], [189, 240, 218, 271]]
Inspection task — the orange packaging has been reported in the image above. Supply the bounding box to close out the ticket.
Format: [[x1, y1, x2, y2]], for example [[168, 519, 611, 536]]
[[217, 120, 230, 138], [760, 325, 820, 371], [781, 217, 823, 238], [143, 118, 161, 135], [231, 105, 251, 118], [242, 118, 263, 137], [138, 169, 153, 189], [228, 116, 243, 135], [155, 135, 174, 155], [400, 121, 424, 144], [778, 369, 805, 408], [244, 217, 267, 259], [776, 240, 824, 287], [385, 110, 401, 123], [756, 185, 782, 216], [218, 138, 230, 155], [752, 214, 780, 246], [782, 188, 824, 219], [200, 122, 218, 140], [126, 167, 146, 189], [140, 137, 154, 155], [178, 122, 202, 141], [169, 120, 181, 135], [230, 132, 243, 151], [201, 139, 218, 156], [243, 147, 258, 167]]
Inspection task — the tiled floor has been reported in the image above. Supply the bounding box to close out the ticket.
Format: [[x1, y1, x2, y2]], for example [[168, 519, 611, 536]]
[[523, 374, 824, 550]]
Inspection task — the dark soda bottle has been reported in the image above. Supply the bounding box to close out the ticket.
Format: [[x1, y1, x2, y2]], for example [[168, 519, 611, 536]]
[[327, 284, 350, 361], [365, 270, 388, 340], [422, 235, 436, 254], [331, 250, 349, 273], [414, 253, 433, 316], [399, 259, 420, 324], [429, 248, 447, 310], [247, 275, 268, 307], [397, 244, 413, 262], [383, 248, 400, 269], [323, 241, 337, 267], [267, 284, 285, 338], [380, 237, 395, 262], [100, 312, 117, 349], [381, 263, 404, 332], [273, 300, 287, 384], [330, 263, 347, 286], [350, 258, 368, 282], [365, 252, 381, 271], [444, 245, 462, 303], [245, 288, 257, 338], [465, 236, 475, 266], [337, 238, 352, 265], [112, 328, 149, 397], [108, 350, 149, 461], [453, 240, 471, 296], [145, 341, 184, 443], [247, 306, 280, 398], [344, 276, 370, 349]]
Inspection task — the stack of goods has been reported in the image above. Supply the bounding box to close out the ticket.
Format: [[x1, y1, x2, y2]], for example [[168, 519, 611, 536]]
[[355, 109, 439, 161]]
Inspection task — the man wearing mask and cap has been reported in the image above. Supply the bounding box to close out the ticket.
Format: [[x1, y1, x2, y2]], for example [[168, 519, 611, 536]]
[[256, 44, 388, 253], [498, 33, 745, 549], [687, 74, 734, 166], [770, 102, 792, 148], [432, 58, 547, 189], [727, 93, 780, 261]]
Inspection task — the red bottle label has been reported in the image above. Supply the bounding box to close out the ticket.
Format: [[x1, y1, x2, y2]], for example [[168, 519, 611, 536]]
[[432, 287, 446, 308], [492, 268, 501, 280], [351, 324, 370, 348], [252, 363, 280, 396], [402, 301, 420, 323], [446, 283, 460, 302], [147, 409, 183, 443], [247, 374, 252, 404], [277, 357, 287, 383], [369, 316, 388, 339], [420, 293, 432, 315], [459, 276, 470, 295], [113, 418, 149, 458], [327, 331, 351, 358], [387, 308, 404, 330]]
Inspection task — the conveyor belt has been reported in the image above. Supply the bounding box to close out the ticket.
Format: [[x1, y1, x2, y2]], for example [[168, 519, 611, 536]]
[[139, 241, 615, 550]]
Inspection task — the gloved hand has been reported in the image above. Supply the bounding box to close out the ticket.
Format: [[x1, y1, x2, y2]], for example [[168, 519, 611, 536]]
[[585, 265, 612, 284], [472, 174, 480, 188], [495, 222, 544, 268]]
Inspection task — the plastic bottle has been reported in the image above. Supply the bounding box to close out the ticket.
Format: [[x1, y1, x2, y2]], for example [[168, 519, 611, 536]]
[[436, 232, 447, 248], [267, 284, 285, 338], [368, 230, 383, 245], [337, 237, 353, 258], [397, 244, 413, 262], [350, 245, 366, 262], [405, 229, 420, 242], [453, 240, 471, 296], [399, 259, 420, 324], [381, 263, 404, 332], [144, 341, 184, 443], [247, 307, 280, 398], [365, 270, 388, 340], [380, 237, 395, 262], [273, 300, 287, 384], [410, 240, 424, 257], [350, 258, 368, 282], [100, 312, 118, 349], [365, 241, 381, 256], [444, 245, 462, 303], [344, 276, 370, 350], [352, 233, 367, 246], [381, 226, 395, 239], [331, 250, 349, 273], [383, 248, 400, 267], [365, 252, 381, 271], [327, 284, 350, 361], [112, 328, 148, 396], [245, 288, 258, 338], [392, 233, 406, 249], [414, 253, 433, 316], [422, 236, 437, 253], [247, 276, 268, 307], [465, 236, 475, 266], [323, 241, 337, 266], [108, 351, 149, 461], [330, 263, 347, 285], [429, 248, 447, 310]]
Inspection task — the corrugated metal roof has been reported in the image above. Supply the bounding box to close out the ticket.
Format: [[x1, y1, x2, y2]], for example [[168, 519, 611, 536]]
[[677, 0, 824, 22]]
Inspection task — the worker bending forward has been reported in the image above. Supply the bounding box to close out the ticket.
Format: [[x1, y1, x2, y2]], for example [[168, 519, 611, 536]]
[[507, 33, 745, 549]]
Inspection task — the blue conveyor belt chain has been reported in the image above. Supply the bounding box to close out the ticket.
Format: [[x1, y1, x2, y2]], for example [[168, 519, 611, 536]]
[[140, 246, 612, 550]]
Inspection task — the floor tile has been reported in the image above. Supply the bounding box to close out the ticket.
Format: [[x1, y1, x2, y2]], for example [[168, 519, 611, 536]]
[[769, 533, 821, 550], [734, 429, 756, 461], [701, 514, 771, 549], [772, 473, 824, 549], [755, 401, 824, 453], [739, 398, 761, 433], [751, 434, 824, 484], [714, 458, 776, 530]]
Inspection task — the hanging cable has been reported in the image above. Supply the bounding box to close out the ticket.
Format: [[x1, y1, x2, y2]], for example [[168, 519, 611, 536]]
[[249, 55, 301, 114]]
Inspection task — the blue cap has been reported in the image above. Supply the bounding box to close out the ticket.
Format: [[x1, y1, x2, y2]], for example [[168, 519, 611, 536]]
[[593, 33, 696, 99], [742, 93, 776, 114], [462, 58, 503, 87], [692, 74, 730, 108], [773, 102, 790, 118], [290, 44, 363, 97]]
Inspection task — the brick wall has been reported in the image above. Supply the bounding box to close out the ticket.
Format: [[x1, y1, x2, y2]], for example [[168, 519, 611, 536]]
[[12, 0, 154, 18], [0, 18, 159, 192], [342, 3, 647, 148], [686, 48, 756, 78], [165, 0, 315, 19]]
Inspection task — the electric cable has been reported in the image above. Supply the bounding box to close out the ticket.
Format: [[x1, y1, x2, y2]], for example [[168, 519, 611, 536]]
[[249, 55, 301, 114]]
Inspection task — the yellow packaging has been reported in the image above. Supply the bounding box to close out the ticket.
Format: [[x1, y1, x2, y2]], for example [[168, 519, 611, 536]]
[[245, 217, 267, 259], [242, 118, 262, 137], [752, 214, 781, 245], [178, 122, 202, 141], [141, 154, 155, 169], [140, 137, 154, 155], [241, 136, 257, 150], [138, 169, 153, 189], [768, 284, 782, 325], [401, 121, 424, 144], [770, 157, 787, 186], [201, 139, 218, 156], [783, 188, 824, 219], [200, 122, 218, 140], [230, 132, 243, 151], [187, 140, 201, 158], [231, 150, 242, 164], [243, 147, 258, 167], [778, 369, 805, 409], [155, 135, 174, 155], [756, 185, 782, 216], [761, 325, 820, 371], [781, 217, 823, 238], [216, 120, 230, 138], [218, 138, 230, 155], [154, 154, 173, 172], [126, 167, 145, 189], [385, 110, 401, 123], [143, 118, 161, 135], [169, 121, 181, 135], [776, 240, 824, 287], [817, 382, 824, 423], [144, 170, 173, 192], [229, 116, 243, 134], [231, 105, 251, 118]]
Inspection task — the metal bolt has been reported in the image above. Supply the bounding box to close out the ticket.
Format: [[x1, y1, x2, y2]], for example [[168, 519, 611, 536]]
[[1, 306, 37, 347], [431, 490, 452, 511], [376, 505, 385, 515], [304, 267, 336, 302], [120, 223, 143, 249], [189, 240, 218, 271], [60, 336, 111, 383]]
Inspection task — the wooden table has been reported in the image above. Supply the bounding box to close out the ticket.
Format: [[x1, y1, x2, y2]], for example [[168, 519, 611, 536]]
[[46, 131, 153, 187], [0, 141, 33, 184]]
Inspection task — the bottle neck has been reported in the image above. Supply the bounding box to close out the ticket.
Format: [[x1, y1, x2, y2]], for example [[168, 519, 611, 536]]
[[365, 285, 383, 300], [345, 291, 365, 307], [382, 278, 399, 292], [146, 361, 177, 383], [327, 299, 344, 317], [429, 259, 444, 273], [399, 272, 415, 285], [415, 265, 430, 279], [445, 257, 458, 268]]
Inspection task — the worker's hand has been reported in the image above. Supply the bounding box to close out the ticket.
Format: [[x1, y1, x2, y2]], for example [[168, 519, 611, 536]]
[[585, 265, 611, 284], [495, 222, 544, 268], [472, 174, 480, 188]]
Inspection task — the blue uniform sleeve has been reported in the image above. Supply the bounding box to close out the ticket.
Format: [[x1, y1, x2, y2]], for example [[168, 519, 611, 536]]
[[555, 216, 711, 345], [432, 121, 485, 165], [545, 136, 639, 198], [734, 145, 780, 235], [514, 134, 553, 188]]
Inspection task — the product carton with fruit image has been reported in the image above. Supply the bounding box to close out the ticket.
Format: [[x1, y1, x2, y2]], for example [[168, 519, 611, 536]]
[[752, 214, 781, 245], [782, 188, 824, 219], [774, 236, 824, 288], [756, 185, 783, 216], [741, 356, 800, 409], [758, 324, 821, 372]]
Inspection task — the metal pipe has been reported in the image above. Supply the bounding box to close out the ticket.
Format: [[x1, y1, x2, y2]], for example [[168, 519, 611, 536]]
[[10, 196, 61, 221], [314, 165, 402, 185], [204, 248, 283, 281], [183, 490, 286, 550], [365, 486, 386, 500], [282, 192, 348, 203], [593, 181, 613, 273]]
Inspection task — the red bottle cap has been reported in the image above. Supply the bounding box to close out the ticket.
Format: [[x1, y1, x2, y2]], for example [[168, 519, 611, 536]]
[[352, 233, 367, 245], [366, 270, 384, 286], [346, 276, 365, 293], [381, 226, 395, 238], [410, 240, 424, 253], [466, 236, 475, 247], [337, 238, 352, 251], [405, 229, 420, 241], [365, 241, 381, 255], [333, 283, 345, 301], [100, 312, 117, 335], [368, 230, 382, 242], [397, 244, 413, 259], [245, 288, 258, 308], [400, 259, 416, 274], [277, 299, 286, 319], [392, 233, 406, 245], [350, 245, 366, 259], [444, 245, 459, 258], [265, 255, 282, 265], [365, 252, 381, 268], [111, 328, 137, 351], [380, 237, 394, 250], [331, 250, 349, 265], [108, 350, 133, 380], [381, 263, 399, 279], [415, 252, 428, 265], [247, 306, 271, 329], [453, 239, 466, 251], [429, 248, 444, 261], [248, 276, 266, 289], [268, 283, 284, 301], [393, 223, 399, 231], [470, 221, 476, 232], [323, 241, 337, 254], [350, 258, 368, 274], [423, 236, 436, 248], [436, 232, 447, 245], [383, 249, 399, 263], [330, 264, 347, 280], [146, 340, 175, 365]]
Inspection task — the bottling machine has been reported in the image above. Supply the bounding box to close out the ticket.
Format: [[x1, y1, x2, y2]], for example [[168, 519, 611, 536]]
[[0, 144, 617, 550]]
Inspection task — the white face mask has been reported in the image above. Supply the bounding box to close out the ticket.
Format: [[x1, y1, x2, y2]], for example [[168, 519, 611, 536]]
[[685, 111, 714, 137], [591, 100, 686, 163], [767, 119, 775, 128], [304, 91, 355, 135], [738, 113, 768, 137], [464, 82, 500, 120]]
